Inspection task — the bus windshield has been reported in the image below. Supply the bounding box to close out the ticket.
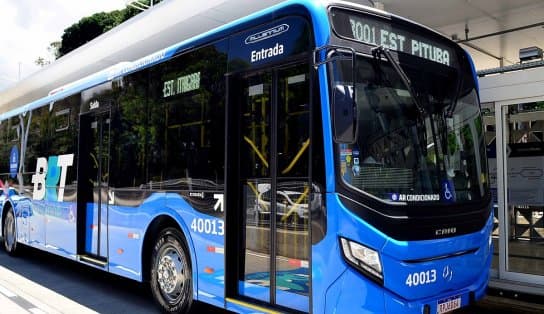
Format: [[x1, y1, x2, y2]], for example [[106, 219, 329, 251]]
[[335, 51, 488, 205]]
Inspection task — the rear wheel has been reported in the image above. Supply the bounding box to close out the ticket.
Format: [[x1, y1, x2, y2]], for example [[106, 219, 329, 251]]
[[150, 228, 192, 313], [2, 207, 18, 256]]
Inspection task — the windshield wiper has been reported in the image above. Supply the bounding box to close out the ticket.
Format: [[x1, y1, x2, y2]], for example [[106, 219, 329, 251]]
[[372, 46, 446, 184], [371, 46, 426, 115]]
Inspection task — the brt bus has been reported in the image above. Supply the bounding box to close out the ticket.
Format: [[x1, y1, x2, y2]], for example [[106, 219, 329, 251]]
[[0, 0, 492, 313]]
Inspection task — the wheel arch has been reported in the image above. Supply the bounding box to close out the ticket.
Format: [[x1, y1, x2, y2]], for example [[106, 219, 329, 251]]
[[141, 213, 198, 292]]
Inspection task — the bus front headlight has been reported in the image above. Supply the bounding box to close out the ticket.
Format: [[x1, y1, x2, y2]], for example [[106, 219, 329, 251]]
[[340, 237, 383, 283]]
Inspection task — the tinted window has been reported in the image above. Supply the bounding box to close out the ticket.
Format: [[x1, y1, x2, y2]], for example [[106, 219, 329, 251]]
[[25, 106, 53, 176], [147, 42, 227, 190], [111, 72, 149, 189], [111, 42, 228, 190], [49, 95, 79, 186]]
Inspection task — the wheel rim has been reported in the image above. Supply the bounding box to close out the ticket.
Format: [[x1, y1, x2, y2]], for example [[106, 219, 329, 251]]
[[156, 245, 189, 304], [4, 211, 15, 250]]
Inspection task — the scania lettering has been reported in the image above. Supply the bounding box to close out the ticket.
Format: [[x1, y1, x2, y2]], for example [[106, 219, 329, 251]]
[[0, 1, 491, 313]]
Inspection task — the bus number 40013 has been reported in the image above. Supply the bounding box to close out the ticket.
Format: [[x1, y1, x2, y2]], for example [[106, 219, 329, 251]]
[[405, 270, 437, 287], [190, 218, 225, 236]]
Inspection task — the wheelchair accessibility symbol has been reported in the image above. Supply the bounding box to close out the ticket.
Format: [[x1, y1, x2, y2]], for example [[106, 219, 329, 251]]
[[442, 180, 455, 202]]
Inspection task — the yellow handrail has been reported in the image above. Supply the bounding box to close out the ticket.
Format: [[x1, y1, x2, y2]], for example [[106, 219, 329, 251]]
[[281, 138, 310, 175], [243, 136, 269, 168], [281, 185, 310, 222]]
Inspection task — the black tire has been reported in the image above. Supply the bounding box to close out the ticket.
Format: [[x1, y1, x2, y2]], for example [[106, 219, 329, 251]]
[[2, 207, 18, 256], [150, 228, 193, 313]]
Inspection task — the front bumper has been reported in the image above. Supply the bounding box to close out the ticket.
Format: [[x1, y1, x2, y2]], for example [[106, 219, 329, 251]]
[[325, 251, 490, 313]]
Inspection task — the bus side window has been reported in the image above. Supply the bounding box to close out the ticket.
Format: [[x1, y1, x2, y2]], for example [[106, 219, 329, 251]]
[[22, 107, 47, 189], [54, 108, 71, 132], [110, 70, 148, 189], [147, 43, 227, 190]]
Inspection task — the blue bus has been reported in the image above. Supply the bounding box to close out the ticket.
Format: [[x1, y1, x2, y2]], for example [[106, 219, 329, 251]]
[[0, 1, 492, 313]]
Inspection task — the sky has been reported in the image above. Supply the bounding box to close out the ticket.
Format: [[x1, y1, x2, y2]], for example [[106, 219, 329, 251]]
[[0, 0, 127, 91]]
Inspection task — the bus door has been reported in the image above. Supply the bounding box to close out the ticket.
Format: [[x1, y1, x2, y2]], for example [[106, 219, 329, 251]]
[[226, 63, 311, 312], [77, 108, 111, 265]]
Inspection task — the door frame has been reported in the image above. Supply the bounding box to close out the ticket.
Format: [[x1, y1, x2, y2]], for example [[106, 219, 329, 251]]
[[76, 107, 111, 261], [225, 59, 313, 309]]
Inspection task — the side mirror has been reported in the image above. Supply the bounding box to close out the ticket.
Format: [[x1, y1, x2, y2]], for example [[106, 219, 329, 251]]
[[332, 84, 358, 143]]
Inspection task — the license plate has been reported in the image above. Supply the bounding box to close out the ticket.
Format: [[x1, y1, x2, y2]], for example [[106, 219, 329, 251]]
[[437, 296, 461, 314]]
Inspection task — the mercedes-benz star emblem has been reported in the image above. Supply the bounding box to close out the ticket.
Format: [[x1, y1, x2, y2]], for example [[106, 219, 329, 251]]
[[443, 265, 453, 281]]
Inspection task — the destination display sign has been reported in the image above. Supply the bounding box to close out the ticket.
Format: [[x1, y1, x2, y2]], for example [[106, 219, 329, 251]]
[[331, 9, 457, 67]]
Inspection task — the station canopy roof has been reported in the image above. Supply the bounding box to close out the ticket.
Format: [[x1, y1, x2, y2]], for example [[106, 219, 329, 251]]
[[374, 0, 544, 71]]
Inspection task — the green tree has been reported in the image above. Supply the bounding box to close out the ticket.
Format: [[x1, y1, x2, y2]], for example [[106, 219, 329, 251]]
[[56, 0, 162, 58], [58, 11, 123, 57]]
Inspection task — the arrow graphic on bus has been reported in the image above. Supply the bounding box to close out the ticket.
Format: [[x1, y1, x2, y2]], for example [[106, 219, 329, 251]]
[[214, 194, 224, 212]]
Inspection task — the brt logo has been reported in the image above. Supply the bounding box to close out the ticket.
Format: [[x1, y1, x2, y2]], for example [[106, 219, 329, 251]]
[[31, 154, 74, 202]]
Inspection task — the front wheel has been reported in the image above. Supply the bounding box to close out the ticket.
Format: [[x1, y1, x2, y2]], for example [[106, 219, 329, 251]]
[[150, 228, 193, 313], [3, 207, 18, 256]]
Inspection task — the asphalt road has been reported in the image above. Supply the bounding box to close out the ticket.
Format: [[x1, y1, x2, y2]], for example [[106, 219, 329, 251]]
[[0, 245, 226, 314]]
